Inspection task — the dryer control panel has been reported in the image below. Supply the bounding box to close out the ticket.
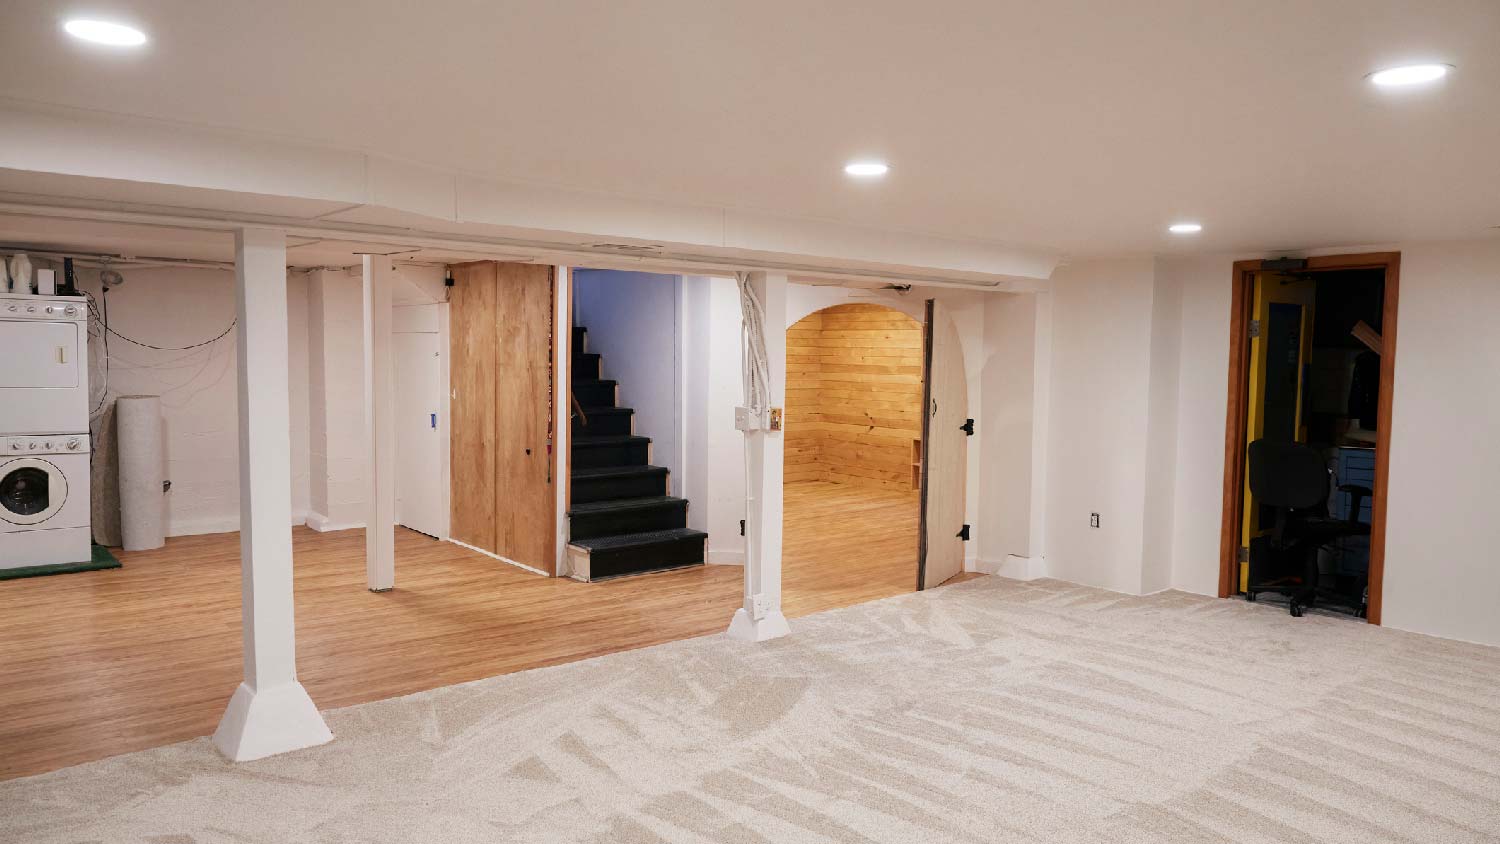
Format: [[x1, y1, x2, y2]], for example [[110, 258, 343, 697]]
[[0, 434, 90, 454], [0, 294, 88, 322]]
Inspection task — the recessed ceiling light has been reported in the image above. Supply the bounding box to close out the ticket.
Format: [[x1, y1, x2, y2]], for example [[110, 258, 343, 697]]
[[1369, 63, 1451, 87], [64, 19, 147, 47], [844, 161, 890, 177], [1169, 222, 1203, 234]]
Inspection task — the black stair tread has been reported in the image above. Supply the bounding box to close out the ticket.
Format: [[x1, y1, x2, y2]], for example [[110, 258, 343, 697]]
[[569, 527, 707, 551], [568, 495, 684, 516], [572, 464, 669, 479], [573, 434, 650, 446]]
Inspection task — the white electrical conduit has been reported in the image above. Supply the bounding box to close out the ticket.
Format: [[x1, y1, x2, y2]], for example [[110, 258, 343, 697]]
[[736, 271, 771, 420]]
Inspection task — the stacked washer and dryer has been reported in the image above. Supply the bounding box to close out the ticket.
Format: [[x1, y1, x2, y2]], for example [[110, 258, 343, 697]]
[[0, 292, 93, 571]]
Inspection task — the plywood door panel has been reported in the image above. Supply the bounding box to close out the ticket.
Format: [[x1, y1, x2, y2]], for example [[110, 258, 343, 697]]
[[447, 261, 556, 574], [448, 261, 498, 552], [492, 262, 555, 573], [918, 300, 968, 590]]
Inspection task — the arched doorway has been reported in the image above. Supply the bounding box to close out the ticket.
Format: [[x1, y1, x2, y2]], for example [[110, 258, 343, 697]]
[[782, 303, 926, 607]]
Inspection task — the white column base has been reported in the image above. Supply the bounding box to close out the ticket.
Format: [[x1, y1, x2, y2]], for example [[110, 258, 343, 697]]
[[725, 607, 791, 642], [211, 681, 333, 763]]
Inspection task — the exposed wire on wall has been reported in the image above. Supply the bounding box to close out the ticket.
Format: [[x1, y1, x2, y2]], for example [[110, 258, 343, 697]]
[[76, 263, 239, 421]]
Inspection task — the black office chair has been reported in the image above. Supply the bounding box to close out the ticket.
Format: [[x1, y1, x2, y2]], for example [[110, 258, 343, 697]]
[[1246, 439, 1371, 617]]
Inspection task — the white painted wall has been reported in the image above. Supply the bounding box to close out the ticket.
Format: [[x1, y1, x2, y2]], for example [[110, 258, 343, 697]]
[[976, 293, 1038, 571], [72, 260, 444, 539], [75, 263, 310, 536], [572, 270, 683, 483], [1379, 240, 1500, 645], [305, 265, 446, 532], [1140, 262, 1183, 594], [682, 275, 747, 563], [305, 268, 364, 531], [1164, 255, 1236, 596], [1041, 258, 1157, 594]]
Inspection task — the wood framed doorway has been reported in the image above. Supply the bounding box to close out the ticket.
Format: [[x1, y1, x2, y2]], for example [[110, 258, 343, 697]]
[[1217, 251, 1400, 623]]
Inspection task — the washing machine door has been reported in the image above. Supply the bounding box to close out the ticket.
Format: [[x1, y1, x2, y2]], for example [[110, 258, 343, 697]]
[[0, 457, 68, 526]]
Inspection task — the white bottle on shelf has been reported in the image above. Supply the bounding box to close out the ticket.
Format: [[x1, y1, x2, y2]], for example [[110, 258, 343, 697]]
[[8, 253, 33, 294]]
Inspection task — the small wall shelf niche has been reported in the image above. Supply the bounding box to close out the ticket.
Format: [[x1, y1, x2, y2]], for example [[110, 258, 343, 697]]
[[911, 438, 922, 490]]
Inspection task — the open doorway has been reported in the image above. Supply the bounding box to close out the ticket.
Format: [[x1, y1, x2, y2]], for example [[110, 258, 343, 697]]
[[782, 303, 926, 603], [1220, 253, 1399, 621]]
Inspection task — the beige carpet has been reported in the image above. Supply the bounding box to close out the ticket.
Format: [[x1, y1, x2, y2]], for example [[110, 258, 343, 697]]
[[4, 577, 1499, 843]]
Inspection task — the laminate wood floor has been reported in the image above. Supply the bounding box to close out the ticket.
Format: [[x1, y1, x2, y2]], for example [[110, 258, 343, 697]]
[[0, 480, 979, 780]]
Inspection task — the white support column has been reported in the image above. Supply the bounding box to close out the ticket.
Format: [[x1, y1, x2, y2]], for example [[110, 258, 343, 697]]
[[363, 255, 396, 591], [212, 227, 332, 762], [727, 271, 791, 642]]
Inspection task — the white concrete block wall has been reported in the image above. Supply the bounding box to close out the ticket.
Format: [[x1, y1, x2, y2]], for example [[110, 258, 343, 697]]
[[74, 263, 310, 536], [305, 268, 367, 530]]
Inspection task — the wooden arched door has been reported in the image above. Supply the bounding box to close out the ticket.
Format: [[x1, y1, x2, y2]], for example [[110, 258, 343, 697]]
[[917, 300, 969, 590]]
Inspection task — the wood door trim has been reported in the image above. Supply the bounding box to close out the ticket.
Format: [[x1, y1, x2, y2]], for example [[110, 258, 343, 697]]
[[1216, 261, 1258, 599], [1217, 252, 1399, 625], [915, 299, 935, 591]]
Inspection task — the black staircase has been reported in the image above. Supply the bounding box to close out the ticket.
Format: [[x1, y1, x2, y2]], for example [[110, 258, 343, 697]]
[[567, 326, 706, 580]]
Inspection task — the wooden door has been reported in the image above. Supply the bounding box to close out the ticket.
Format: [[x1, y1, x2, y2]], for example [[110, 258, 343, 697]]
[[449, 262, 499, 552], [448, 261, 557, 573], [917, 300, 969, 590]]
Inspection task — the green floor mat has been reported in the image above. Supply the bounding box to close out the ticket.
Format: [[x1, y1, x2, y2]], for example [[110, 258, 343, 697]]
[[0, 545, 121, 581]]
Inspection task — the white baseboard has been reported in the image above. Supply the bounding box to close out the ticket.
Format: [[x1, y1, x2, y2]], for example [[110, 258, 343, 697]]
[[976, 554, 1047, 580], [167, 511, 309, 538], [707, 548, 745, 565], [304, 512, 364, 533]]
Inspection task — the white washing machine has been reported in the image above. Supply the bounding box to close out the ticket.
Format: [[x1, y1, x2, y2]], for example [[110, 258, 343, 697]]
[[0, 293, 90, 435], [0, 293, 93, 569], [0, 433, 92, 568]]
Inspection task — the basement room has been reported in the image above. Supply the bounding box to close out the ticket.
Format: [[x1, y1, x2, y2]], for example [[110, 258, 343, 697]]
[[2, 3, 1498, 843]]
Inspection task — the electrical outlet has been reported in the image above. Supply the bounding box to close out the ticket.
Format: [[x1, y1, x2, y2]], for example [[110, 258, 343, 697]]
[[752, 593, 772, 620], [1090, 512, 1100, 529], [734, 406, 758, 431]]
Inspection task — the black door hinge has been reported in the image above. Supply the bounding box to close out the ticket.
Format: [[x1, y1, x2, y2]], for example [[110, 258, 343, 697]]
[[959, 418, 974, 436], [739, 519, 746, 536], [957, 524, 970, 541]]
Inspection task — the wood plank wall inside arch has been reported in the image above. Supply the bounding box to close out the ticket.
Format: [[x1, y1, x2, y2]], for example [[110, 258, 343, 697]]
[[785, 303, 924, 492]]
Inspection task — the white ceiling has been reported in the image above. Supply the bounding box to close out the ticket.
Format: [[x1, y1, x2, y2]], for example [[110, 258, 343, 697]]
[[0, 0, 1496, 257]]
